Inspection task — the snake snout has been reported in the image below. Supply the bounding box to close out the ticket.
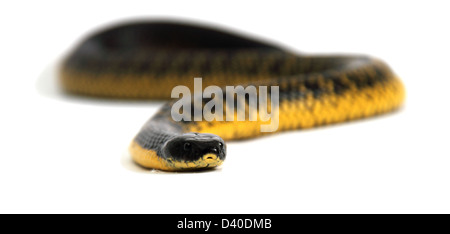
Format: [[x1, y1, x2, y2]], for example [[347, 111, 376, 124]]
[[161, 133, 226, 170], [205, 155, 215, 160]]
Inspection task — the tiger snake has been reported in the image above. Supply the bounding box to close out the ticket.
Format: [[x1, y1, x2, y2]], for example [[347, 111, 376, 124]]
[[60, 21, 405, 171]]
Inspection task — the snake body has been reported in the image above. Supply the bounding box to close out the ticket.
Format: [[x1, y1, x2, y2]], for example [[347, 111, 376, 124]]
[[60, 21, 405, 171]]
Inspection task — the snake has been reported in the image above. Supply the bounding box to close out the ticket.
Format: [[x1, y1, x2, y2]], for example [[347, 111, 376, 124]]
[[59, 21, 405, 171]]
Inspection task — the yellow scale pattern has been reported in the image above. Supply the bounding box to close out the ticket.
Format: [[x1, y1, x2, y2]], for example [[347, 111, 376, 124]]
[[189, 76, 405, 140], [129, 141, 224, 171]]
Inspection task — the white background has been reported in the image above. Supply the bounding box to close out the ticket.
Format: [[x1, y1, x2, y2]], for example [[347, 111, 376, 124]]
[[1, 0, 449, 214]]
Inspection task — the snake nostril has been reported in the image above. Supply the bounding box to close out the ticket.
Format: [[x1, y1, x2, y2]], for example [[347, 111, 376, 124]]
[[184, 142, 191, 151], [211, 147, 219, 153]]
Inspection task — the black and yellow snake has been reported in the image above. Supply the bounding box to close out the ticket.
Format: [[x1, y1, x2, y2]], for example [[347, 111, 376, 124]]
[[60, 21, 405, 171]]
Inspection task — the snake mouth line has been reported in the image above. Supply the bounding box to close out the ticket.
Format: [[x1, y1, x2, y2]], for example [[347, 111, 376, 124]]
[[165, 153, 224, 170], [129, 140, 224, 171]]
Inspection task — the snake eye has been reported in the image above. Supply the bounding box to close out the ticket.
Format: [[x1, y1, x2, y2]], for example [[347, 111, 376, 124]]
[[218, 142, 223, 148], [184, 142, 191, 151]]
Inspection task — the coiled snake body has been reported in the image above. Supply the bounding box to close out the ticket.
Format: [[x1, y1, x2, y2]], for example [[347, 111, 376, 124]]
[[60, 21, 405, 171]]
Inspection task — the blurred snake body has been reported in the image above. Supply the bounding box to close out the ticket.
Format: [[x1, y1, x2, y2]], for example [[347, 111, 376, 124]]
[[60, 22, 405, 171]]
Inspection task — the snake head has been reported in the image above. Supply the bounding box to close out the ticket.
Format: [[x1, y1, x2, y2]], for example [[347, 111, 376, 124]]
[[160, 133, 226, 170]]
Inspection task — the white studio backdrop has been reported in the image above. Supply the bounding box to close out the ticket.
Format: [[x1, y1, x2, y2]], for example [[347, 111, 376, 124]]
[[0, 0, 449, 213]]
